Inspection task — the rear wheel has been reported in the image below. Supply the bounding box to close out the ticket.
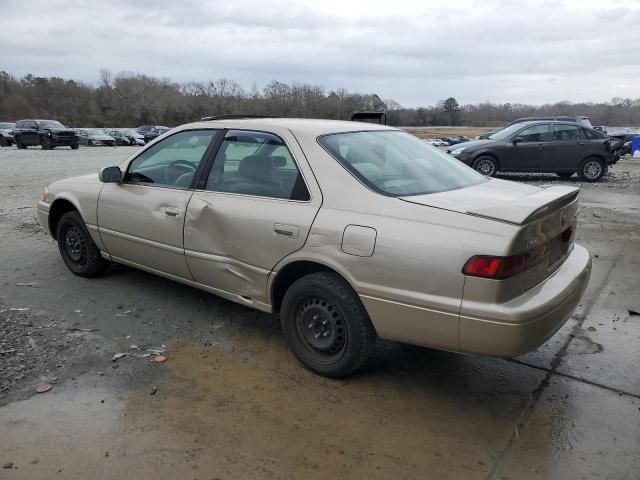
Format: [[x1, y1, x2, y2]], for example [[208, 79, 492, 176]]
[[556, 172, 574, 178], [472, 156, 499, 177], [578, 157, 605, 182], [56, 211, 109, 277], [280, 272, 377, 378]]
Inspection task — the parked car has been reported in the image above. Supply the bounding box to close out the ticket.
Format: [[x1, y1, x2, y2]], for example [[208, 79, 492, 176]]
[[444, 136, 472, 145], [0, 122, 15, 147], [477, 115, 593, 140], [78, 129, 116, 147], [104, 129, 137, 146], [13, 119, 79, 149], [136, 125, 156, 135], [121, 129, 146, 146], [448, 121, 618, 181], [143, 126, 170, 143], [37, 118, 591, 377], [424, 138, 445, 147]]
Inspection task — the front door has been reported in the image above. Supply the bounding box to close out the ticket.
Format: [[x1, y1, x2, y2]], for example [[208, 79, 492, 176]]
[[98, 129, 219, 278], [501, 123, 553, 171], [184, 129, 321, 309]]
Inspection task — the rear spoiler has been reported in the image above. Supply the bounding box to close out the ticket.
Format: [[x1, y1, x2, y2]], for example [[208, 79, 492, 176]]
[[467, 186, 579, 225]]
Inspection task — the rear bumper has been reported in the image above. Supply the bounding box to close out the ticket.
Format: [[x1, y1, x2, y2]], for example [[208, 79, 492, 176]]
[[459, 244, 591, 357]]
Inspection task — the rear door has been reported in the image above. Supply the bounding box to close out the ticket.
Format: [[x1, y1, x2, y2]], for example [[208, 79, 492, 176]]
[[183, 129, 321, 309], [98, 129, 219, 278], [551, 123, 585, 171], [501, 123, 553, 171]]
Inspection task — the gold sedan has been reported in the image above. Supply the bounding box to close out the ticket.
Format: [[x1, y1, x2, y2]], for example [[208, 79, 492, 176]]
[[37, 118, 591, 377]]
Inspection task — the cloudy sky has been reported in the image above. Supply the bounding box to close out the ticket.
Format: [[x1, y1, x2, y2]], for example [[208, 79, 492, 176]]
[[1, 0, 638, 107]]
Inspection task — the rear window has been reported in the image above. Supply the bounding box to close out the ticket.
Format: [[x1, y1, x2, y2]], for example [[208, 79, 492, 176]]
[[318, 131, 486, 197]]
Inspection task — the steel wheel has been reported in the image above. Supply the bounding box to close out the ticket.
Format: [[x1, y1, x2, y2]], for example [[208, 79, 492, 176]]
[[63, 224, 87, 266], [295, 295, 347, 365]]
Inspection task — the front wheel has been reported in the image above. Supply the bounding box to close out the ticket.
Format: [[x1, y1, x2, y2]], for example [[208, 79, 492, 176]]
[[71, 144, 79, 150], [41, 137, 52, 150], [578, 157, 605, 182], [281, 272, 377, 378], [472, 156, 499, 177], [56, 211, 109, 277], [16, 138, 26, 149]]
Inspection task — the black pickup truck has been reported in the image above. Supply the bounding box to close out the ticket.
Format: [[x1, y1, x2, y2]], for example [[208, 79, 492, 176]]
[[13, 119, 79, 150]]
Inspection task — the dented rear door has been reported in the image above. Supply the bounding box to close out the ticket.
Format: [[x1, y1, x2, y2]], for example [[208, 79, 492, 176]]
[[183, 129, 321, 308]]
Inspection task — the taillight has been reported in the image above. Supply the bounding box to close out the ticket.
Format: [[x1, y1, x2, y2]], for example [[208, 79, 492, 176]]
[[463, 246, 543, 280]]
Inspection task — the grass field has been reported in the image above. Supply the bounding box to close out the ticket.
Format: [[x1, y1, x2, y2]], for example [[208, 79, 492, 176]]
[[403, 126, 496, 139]]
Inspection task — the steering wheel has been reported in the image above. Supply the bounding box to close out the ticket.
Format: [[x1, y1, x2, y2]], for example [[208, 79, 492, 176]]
[[164, 160, 196, 184]]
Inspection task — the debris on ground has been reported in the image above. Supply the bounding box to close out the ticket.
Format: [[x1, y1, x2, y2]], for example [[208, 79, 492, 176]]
[[587, 326, 597, 331], [35, 383, 52, 393], [153, 355, 167, 364], [3, 462, 14, 469], [112, 352, 128, 362], [150, 386, 158, 395]]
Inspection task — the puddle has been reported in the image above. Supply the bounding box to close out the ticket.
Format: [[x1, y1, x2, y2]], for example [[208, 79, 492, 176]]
[[0, 336, 545, 479]]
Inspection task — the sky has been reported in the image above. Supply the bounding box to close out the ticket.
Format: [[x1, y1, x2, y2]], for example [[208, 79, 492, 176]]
[[1, 0, 639, 107]]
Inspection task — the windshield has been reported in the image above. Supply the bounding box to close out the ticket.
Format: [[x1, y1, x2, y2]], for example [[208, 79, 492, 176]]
[[318, 131, 486, 197], [488, 123, 530, 140], [0, 122, 15, 129], [40, 121, 66, 129]]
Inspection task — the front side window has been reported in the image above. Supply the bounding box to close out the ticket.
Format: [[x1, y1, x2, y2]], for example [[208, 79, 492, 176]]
[[319, 131, 486, 197], [205, 130, 310, 201], [124, 129, 217, 188], [553, 124, 581, 141], [515, 124, 551, 142]]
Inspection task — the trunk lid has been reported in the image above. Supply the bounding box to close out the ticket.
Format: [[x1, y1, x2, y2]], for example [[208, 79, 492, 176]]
[[401, 178, 580, 289]]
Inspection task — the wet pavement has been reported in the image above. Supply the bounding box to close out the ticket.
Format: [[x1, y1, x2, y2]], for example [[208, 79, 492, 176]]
[[0, 147, 639, 479]]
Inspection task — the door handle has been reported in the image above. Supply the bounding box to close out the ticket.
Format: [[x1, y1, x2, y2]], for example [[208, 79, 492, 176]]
[[163, 207, 181, 217], [274, 223, 299, 239]]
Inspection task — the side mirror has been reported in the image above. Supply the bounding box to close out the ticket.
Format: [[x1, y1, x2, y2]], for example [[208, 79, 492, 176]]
[[99, 166, 122, 183], [512, 136, 524, 144]]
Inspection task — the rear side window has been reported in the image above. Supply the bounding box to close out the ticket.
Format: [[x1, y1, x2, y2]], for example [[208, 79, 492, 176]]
[[319, 130, 486, 197], [205, 130, 310, 201], [553, 124, 581, 141]]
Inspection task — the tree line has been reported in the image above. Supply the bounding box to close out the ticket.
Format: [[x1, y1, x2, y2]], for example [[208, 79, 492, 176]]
[[1, 70, 639, 128]]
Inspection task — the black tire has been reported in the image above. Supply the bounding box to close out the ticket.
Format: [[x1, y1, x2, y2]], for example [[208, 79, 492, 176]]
[[472, 156, 499, 177], [56, 211, 109, 277], [556, 172, 574, 178], [578, 157, 605, 182], [88, 139, 95, 147], [16, 138, 26, 149], [0, 138, 6, 147], [280, 271, 377, 378], [71, 144, 79, 150], [41, 137, 52, 150]]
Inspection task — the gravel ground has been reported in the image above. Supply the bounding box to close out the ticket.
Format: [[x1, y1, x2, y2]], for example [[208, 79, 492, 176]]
[[0, 146, 639, 479]]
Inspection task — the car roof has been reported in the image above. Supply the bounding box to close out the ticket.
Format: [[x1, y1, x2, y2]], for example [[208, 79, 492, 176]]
[[175, 117, 398, 137]]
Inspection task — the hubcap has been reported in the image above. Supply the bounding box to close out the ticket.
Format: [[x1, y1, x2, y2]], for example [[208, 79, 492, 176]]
[[476, 159, 495, 176], [583, 161, 601, 179], [296, 296, 346, 358], [64, 226, 86, 263]]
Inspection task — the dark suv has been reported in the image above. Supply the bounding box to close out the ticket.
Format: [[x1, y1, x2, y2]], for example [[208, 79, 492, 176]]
[[447, 121, 620, 182], [13, 119, 79, 150]]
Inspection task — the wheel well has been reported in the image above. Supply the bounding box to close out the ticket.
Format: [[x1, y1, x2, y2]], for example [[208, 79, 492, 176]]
[[48, 199, 78, 239], [580, 154, 606, 165], [271, 261, 343, 312]]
